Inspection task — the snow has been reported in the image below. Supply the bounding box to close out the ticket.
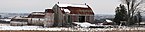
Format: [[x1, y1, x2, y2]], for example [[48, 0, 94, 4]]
[[3, 19, 11, 21], [63, 9, 70, 13], [0, 26, 41, 30], [0, 19, 11, 21], [139, 22, 145, 24], [14, 16, 22, 18], [106, 19, 113, 22], [73, 22, 96, 28], [29, 11, 44, 13], [31, 13, 45, 15], [57, 4, 88, 8], [0, 26, 144, 31], [0, 26, 68, 31]]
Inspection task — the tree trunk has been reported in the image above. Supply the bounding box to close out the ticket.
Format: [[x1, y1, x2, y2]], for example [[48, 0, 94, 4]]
[[127, 4, 130, 26]]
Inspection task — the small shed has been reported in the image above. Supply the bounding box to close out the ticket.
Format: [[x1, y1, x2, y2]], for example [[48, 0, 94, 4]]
[[10, 16, 29, 26]]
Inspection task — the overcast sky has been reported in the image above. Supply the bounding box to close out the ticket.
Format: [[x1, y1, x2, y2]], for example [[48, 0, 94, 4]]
[[0, 0, 121, 15]]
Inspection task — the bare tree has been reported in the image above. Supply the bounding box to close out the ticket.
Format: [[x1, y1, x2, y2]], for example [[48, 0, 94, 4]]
[[120, 0, 145, 25]]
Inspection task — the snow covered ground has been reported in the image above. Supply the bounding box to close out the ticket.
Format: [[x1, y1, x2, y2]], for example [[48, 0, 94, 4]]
[[0, 26, 70, 31], [0, 26, 144, 32]]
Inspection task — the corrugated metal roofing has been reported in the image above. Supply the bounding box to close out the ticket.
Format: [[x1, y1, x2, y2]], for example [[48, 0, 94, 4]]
[[61, 7, 94, 15]]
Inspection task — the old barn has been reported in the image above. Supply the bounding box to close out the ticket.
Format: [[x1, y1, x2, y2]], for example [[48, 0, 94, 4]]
[[52, 3, 94, 26]]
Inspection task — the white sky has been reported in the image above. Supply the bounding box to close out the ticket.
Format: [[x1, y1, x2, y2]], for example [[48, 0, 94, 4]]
[[0, 0, 121, 15]]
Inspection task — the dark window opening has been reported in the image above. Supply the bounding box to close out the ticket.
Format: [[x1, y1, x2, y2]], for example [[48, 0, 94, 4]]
[[79, 16, 85, 22]]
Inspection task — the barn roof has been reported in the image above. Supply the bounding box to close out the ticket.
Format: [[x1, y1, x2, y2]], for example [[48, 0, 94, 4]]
[[45, 9, 54, 13], [60, 6, 94, 15], [30, 12, 45, 15], [28, 12, 45, 18], [57, 4, 88, 8], [55, 3, 94, 15], [67, 7, 94, 15]]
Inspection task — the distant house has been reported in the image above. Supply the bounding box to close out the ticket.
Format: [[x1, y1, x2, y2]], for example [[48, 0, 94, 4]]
[[52, 3, 94, 26]]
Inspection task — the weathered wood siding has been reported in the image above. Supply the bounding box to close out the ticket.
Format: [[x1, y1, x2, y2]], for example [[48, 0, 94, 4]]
[[52, 4, 65, 26], [44, 13, 54, 27], [28, 18, 45, 26]]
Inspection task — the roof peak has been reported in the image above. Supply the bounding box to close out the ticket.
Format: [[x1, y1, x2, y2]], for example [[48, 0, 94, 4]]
[[57, 3, 88, 8], [57, 2, 87, 5], [57, 3, 87, 5]]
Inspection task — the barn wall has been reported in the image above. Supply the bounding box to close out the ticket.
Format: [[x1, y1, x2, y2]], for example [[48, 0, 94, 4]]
[[44, 13, 54, 27], [10, 21, 27, 26], [52, 4, 64, 26], [27, 18, 45, 26], [69, 14, 94, 23]]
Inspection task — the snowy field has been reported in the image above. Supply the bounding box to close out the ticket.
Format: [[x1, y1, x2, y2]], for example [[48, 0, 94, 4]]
[[0, 26, 144, 32], [0, 22, 144, 32]]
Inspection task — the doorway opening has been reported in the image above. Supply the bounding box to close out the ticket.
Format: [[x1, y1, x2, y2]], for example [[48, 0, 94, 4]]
[[79, 16, 85, 22]]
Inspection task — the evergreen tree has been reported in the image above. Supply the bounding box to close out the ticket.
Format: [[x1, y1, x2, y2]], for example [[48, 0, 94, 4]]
[[114, 4, 127, 25]]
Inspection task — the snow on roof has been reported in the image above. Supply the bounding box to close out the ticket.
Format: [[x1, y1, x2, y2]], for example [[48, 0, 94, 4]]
[[14, 16, 23, 19], [1, 19, 11, 21], [31, 12, 45, 15], [57, 4, 88, 8], [45, 8, 52, 9], [32, 13, 45, 15], [63, 9, 70, 13], [106, 19, 113, 22], [29, 11, 45, 13]]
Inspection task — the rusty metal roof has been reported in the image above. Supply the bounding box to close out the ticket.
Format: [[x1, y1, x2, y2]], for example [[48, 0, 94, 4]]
[[61, 7, 94, 15], [28, 15, 45, 18], [28, 12, 45, 18], [56, 4, 94, 15], [68, 7, 94, 15], [45, 9, 54, 13]]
